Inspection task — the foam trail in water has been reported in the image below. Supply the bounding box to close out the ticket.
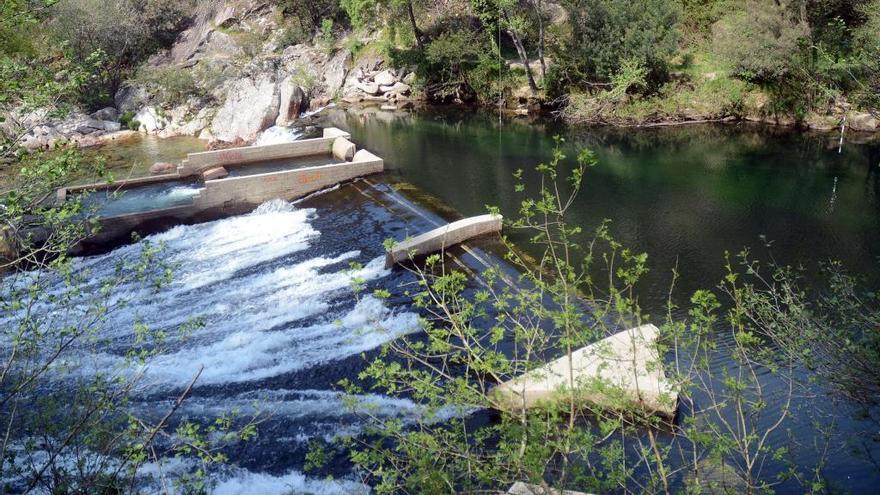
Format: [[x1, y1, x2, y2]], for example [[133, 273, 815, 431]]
[[5, 199, 420, 393]]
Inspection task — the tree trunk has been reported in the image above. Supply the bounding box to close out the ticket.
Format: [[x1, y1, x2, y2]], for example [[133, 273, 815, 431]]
[[502, 12, 538, 95], [533, 0, 546, 81], [406, 1, 423, 50]]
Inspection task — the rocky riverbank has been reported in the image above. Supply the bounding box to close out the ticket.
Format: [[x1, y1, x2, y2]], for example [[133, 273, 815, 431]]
[[9, 0, 878, 153]]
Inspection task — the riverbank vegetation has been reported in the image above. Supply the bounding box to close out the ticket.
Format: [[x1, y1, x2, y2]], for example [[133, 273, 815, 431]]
[[276, 0, 880, 126], [3, 0, 879, 145]]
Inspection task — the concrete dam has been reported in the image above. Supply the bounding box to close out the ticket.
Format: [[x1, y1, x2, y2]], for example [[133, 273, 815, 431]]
[[0, 127, 675, 491]]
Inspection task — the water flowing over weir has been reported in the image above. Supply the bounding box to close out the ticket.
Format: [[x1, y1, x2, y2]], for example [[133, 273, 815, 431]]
[[2, 181, 492, 493]]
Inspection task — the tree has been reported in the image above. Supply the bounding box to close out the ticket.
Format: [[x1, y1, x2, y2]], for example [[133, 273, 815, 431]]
[[48, 0, 193, 107], [555, 0, 680, 87], [342, 0, 425, 49]]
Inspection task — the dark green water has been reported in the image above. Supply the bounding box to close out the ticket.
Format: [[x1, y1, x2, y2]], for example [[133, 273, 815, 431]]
[[318, 106, 880, 492], [321, 107, 880, 319]]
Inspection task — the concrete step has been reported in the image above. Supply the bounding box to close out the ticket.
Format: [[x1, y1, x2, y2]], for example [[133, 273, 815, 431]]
[[493, 324, 678, 417], [385, 214, 503, 268]]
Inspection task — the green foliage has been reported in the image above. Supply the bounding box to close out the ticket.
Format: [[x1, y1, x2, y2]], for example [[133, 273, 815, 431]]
[[714, 1, 809, 84], [409, 29, 510, 103], [318, 18, 337, 53], [555, 0, 680, 87], [49, 0, 194, 106], [133, 65, 204, 108], [278, 0, 345, 30]]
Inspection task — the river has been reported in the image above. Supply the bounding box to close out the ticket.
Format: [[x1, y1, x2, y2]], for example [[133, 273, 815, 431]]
[[5, 108, 880, 493]]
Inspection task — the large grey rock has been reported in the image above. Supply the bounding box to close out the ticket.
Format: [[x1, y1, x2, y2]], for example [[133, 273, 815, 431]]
[[210, 75, 279, 142], [850, 112, 879, 132], [102, 121, 122, 132], [275, 78, 309, 126], [321, 48, 351, 97], [114, 86, 146, 114], [90, 107, 119, 121], [373, 69, 396, 86], [356, 81, 380, 95], [135, 107, 168, 133], [380, 82, 410, 95]]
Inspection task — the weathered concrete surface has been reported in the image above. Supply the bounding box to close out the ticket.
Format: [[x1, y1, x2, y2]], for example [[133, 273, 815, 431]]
[[508, 482, 592, 495], [195, 150, 383, 209], [493, 324, 678, 417], [178, 127, 351, 176], [385, 214, 503, 268]]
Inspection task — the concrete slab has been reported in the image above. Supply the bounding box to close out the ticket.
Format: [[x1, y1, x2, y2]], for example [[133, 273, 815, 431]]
[[385, 214, 503, 268], [508, 482, 592, 495], [493, 324, 678, 417]]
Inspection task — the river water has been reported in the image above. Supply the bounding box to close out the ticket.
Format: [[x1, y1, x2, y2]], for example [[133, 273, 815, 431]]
[[5, 109, 880, 493]]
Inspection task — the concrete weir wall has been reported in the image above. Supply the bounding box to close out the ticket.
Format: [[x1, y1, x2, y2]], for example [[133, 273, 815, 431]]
[[196, 149, 383, 209], [178, 128, 351, 176], [34, 127, 386, 256], [385, 214, 503, 267]]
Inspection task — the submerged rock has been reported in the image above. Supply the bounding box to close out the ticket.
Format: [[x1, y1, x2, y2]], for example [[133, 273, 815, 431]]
[[149, 162, 176, 175]]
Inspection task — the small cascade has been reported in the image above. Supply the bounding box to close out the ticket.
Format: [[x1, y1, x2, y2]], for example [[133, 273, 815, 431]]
[[1, 197, 424, 491], [253, 125, 302, 146]]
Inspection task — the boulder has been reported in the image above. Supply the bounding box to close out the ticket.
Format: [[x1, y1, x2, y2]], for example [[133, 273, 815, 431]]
[[380, 82, 411, 95], [210, 75, 280, 142], [374, 69, 396, 86], [356, 81, 381, 95], [402, 72, 416, 85], [135, 107, 169, 133], [114, 86, 146, 114], [202, 166, 229, 180], [149, 162, 177, 175], [103, 121, 122, 132], [850, 112, 879, 132], [276, 78, 309, 126], [90, 107, 119, 121], [321, 48, 351, 97]]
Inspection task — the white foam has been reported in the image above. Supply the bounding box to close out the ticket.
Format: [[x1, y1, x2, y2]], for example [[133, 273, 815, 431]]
[[211, 468, 367, 495], [253, 126, 302, 146]]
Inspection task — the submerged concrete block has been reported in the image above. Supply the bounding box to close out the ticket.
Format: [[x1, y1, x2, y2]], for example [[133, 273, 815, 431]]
[[385, 214, 503, 268], [508, 482, 593, 495], [332, 137, 356, 161], [202, 166, 228, 180], [493, 324, 678, 417]]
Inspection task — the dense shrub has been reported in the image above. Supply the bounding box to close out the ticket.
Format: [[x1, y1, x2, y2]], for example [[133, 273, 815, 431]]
[[49, 0, 194, 107], [713, 1, 809, 84], [556, 0, 680, 86]]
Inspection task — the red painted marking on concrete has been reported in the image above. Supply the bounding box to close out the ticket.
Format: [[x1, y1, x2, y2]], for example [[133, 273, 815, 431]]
[[298, 171, 324, 184], [218, 150, 244, 162]]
